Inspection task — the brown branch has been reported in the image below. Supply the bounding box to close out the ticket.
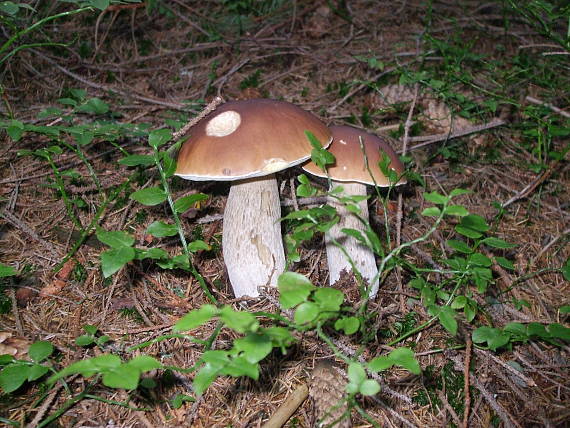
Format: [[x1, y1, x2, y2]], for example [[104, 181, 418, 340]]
[[462, 338, 472, 428]]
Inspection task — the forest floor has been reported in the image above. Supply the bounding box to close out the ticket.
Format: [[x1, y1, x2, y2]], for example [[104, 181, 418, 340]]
[[0, 1, 569, 427]]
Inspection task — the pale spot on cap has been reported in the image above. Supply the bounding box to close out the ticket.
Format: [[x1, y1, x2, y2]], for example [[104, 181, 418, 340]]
[[205, 110, 241, 137], [262, 158, 289, 173], [339, 139, 347, 145]]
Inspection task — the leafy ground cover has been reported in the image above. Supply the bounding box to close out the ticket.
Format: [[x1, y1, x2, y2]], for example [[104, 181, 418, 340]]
[[0, 1, 569, 426]]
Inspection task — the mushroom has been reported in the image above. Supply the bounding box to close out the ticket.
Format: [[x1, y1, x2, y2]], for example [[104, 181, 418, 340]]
[[176, 99, 331, 298], [302, 125, 405, 298]]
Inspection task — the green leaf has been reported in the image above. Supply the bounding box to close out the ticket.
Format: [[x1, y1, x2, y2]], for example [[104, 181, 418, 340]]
[[0, 263, 17, 278], [76, 97, 109, 115], [233, 333, 272, 363], [174, 193, 208, 214], [527, 322, 549, 338], [125, 355, 162, 372], [306, 131, 335, 171], [459, 214, 489, 233], [75, 335, 94, 347], [130, 187, 167, 206], [26, 364, 48, 382], [188, 240, 210, 252], [481, 237, 517, 249], [278, 272, 316, 309], [174, 305, 218, 332], [6, 120, 24, 141], [423, 191, 449, 205], [100, 247, 136, 278], [313, 288, 344, 312], [219, 306, 259, 333], [495, 256, 515, 270], [28, 341, 54, 363], [472, 326, 510, 350], [148, 128, 172, 149], [193, 362, 220, 396], [102, 365, 139, 389], [444, 205, 469, 216], [119, 154, 155, 167], [421, 207, 441, 217], [136, 248, 168, 260], [368, 356, 393, 372], [0, 2, 20, 15], [560, 305, 570, 314], [451, 295, 467, 309], [388, 347, 421, 375], [0, 365, 29, 393], [447, 239, 473, 254], [96, 229, 135, 248], [455, 225, 482, 239], [547, 323, 570, 342], [449, 189, 471, 197], [90, 0, 110, 11], [172, 393, 195, 409], [146, 221, 178, 238], [359, 379, 381, 396], [468, 253, 492, 267], [347, 362, 366, 386], [294, 302, 319, 324], [437, 306, 457, 335], [334, 317, 360, 335], [83, 325, 98, 336]]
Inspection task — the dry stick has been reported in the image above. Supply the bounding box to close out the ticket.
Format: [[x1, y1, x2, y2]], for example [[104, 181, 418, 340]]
[[532, 227, 570, 265], [171, 96, 224, 141], [462, 338, 472, 428], [0, 209, 60, 256], [450, 355, 521, 428], [402, 119, 506, 153], [526, 95, 570, 119], [328, 59, 416, 112], [501, 156, 565, 208], [8, 288, 23, 336], [30, 49, 188, 110], [261, 384, 309, 428], [437, 390, 462, 426]]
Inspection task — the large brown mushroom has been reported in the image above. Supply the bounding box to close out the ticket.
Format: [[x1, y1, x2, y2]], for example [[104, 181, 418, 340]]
[[303, 125, 405, 298], [176, 99, 331, 298]]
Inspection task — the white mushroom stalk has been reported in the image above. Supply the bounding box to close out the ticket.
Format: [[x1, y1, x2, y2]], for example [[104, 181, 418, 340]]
[[175, 99, 331, 298], [303, 125, 406, 299]]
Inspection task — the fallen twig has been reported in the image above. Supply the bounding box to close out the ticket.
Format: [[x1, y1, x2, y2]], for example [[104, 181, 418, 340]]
[[526, 95, 570, 119], [261, 384, 309, 428]]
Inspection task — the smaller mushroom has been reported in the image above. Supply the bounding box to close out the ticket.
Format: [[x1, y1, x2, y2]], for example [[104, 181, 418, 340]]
[[302, 125, 406, 298]]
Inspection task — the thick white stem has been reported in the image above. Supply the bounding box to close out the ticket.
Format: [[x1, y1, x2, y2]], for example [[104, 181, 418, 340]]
[[326, 182, 379, 298], [223, 175, 285, 297]]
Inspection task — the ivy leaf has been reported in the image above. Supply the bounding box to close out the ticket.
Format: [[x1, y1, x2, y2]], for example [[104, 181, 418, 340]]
[[480, 237, 516, 249], [148, 128, 172, 149], [0, 365, 29, 393], [444, 205, 469, 216], [359, 379, 381, 396], [174, 193, 208, 214], [28, 341, 54, 363], [233, 333, 273, 363], [188, 240, 210, 252], [423, 191, 449, 205], [219, 306, 259, 333], [447, 239, 473, 254], [334, 317, 360, 335], [313, 288, 344, 312], [294, 302, 319, 325], [102, 365, 139, 390], [278, 272, 316, 309], [119, 154, 155, 167], [421, 207, 441, 217], [130, 187, 167, 206], [100, 247, 136, 277], [96, 229, 134, 249], [387, 347, 421, 375], [146, 221, 178, 238], [174, 305, 218, 332]]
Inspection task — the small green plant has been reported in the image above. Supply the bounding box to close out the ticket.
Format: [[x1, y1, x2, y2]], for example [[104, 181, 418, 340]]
[[75, 325, 111, 348], [0, 341, 54, 394]]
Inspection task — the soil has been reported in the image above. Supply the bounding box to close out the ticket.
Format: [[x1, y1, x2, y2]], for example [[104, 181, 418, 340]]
[[0, 1, 568, 427]]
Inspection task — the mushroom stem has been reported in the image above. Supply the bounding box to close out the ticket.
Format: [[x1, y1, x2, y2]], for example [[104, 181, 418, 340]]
[[223, 175, 286, 297], [326, 182, 379, 298]]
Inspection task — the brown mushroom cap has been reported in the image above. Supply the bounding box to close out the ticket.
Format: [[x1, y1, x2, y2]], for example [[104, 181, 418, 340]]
[[175, 99, 332, 181], [302, 125, 406, 186]]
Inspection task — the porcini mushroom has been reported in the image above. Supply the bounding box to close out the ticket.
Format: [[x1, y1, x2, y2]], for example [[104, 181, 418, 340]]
[[176, 99, 331, 298], [302, 125, 405, 298]]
